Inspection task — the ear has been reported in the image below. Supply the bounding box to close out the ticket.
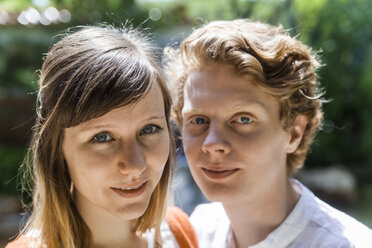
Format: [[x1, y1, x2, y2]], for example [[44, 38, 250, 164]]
[[286, 115, 308, 154]]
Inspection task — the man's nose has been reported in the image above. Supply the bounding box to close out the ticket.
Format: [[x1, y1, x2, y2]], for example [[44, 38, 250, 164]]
[[201, 123, 231, 155]]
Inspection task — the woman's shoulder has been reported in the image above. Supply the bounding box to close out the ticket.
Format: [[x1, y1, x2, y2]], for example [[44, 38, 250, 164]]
[[6, 230, 41, 248], [5, 235, 37, 248], [145, 206, 198, 248], [165, 206, 198, 248]]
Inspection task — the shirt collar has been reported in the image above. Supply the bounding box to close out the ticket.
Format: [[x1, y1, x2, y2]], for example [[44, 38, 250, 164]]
[[225, 179, 314, 248]]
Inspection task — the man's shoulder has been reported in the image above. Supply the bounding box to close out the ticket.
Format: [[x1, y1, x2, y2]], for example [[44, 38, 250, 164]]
[[297, 218, 371, 248], [191, 202, 225, 215], [302, 190, 372, 247], [189, 202, 230, 247], [190, 202, 227, 227]]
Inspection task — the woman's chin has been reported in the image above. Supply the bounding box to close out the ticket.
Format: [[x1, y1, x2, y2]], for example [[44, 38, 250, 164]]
[[113, 201, 149, 220]]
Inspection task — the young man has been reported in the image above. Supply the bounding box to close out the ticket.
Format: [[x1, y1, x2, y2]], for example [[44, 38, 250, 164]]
[[164, 19, 372, 247]]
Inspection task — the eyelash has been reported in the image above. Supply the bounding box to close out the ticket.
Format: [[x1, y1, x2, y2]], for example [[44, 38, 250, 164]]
[[91, 132, 114, 144], [232, 116, 253, 125], [139, 124, 163, 135], [190, 117, 209, 125], [188, 115, 254, 126], [90, 124, 162, 144]]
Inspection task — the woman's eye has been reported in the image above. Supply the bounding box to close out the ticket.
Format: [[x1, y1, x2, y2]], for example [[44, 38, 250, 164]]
[[235, 116, 253, 124], [92, 132, 113, 143], [140, 124, 161, 135], [191, 117, 208, 125]]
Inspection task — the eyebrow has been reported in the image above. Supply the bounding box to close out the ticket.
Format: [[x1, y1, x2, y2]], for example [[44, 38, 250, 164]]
[[183, 100, 269, 115], [231, 100, 269, 112], [143, 115, 166, 121], [78, 114, 166, 133]]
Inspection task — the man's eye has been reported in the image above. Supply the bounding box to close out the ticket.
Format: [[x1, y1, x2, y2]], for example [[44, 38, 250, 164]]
[[92, 132, 113, 143], [140, 125, 161, 135], [235, 116, 253, 124], [191, 117, 208, 125]]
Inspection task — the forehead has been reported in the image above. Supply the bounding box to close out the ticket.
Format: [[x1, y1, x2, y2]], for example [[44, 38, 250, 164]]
[[182, 64, 278, 114], [70, 83, 166, 132]]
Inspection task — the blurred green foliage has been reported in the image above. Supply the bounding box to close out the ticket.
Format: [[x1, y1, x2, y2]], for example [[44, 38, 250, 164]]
[[1, 0, 372, 195], [288, 0, 372, 166], [0, 27, 50, 96], [0, 144, 25, 194]]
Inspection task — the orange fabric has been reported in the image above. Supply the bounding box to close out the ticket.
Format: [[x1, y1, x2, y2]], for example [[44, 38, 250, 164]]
[[5, 235, 34, 248], [165, 206, 198, 248]]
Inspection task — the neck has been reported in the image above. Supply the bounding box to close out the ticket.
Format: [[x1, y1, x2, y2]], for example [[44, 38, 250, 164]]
[[223, 179, 300, 248], [76, 194, 145, 248]]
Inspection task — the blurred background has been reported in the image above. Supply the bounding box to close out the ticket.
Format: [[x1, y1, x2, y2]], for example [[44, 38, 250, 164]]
[[0, 0, 371, 245]]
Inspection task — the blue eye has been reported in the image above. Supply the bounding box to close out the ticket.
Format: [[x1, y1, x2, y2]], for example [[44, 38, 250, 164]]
[[235, 116, 252, 124], [92, 132, 113, 143], [140, 125, 161, 135], [191, 117, 208, 125]]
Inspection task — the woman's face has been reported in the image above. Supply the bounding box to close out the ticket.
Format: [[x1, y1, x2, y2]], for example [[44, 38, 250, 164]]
[[62, 83, 170, 221]]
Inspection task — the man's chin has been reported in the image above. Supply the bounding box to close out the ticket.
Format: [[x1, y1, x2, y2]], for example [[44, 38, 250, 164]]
[[198, 184, 238, 203]]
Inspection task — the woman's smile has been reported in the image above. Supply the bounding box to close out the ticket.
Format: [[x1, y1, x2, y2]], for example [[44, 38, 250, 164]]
[[111, 181, 148, 198]]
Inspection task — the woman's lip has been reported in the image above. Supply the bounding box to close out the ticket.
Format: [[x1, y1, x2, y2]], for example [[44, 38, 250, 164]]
[[111, 181, 148, 198], [114, 180, 147, 190], [201, 167, 240, 180]]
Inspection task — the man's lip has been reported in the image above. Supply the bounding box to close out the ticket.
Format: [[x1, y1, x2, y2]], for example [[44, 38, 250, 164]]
[[201, 167, 240, 180], [201, 165, 239, 171]]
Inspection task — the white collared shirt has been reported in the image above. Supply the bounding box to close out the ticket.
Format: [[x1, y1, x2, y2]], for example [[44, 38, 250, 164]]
[[190, 180, 372, 248]]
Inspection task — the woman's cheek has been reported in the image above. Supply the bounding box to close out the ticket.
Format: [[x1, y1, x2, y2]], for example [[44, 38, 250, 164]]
[[150, 133, 170, 170]]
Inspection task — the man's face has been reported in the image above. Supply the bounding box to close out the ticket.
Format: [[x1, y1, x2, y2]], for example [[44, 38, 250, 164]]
[[181, 64, 295, 204]]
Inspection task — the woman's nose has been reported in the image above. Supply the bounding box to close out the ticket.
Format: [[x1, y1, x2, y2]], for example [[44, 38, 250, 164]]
[[116, 141, 146, 176]]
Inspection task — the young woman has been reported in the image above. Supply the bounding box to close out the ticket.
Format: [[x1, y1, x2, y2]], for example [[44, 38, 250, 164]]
[[6, 26, 197, 248]]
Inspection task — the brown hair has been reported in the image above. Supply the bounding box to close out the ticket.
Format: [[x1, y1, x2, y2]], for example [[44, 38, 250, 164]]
[[22, 25, 175, 247], [164, 19, 324, 175]]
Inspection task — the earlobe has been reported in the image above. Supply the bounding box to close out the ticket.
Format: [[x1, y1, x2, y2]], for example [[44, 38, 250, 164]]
[[286, 115, 308, 153]]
